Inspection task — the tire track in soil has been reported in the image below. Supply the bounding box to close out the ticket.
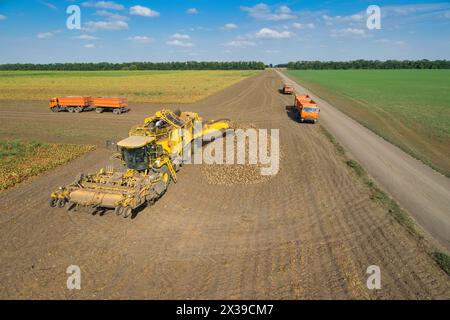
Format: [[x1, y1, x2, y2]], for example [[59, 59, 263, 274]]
[[0, 70, 449, 299]]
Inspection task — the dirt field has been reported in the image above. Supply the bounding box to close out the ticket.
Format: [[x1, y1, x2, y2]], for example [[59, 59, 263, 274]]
[[0, 71, 448, 299]]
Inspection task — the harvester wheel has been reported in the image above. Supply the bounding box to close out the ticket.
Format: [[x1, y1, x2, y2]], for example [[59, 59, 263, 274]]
[[49, 198, 57, 207], [51, 107, 58, 113], [114, 206, 123, 216], [74, 106, 82, 113], [95, 108, 104, 114], [68, 107, 75, 113], [57, 199, 66, 208], [122, 206, 132, 218], [113, 109, 121, 115], [161, 165, 171, 187]]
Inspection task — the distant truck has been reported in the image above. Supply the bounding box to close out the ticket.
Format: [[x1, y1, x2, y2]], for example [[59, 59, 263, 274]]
[[281, 83, 295, 94], [49, 96, 129, 115], [92, 97, 129, 115], [49, 96, 92, 113], [294, 94, 320, 124]]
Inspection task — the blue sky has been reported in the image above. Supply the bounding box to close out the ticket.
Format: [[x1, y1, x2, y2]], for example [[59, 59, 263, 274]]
[[0, 0, 449, 64]]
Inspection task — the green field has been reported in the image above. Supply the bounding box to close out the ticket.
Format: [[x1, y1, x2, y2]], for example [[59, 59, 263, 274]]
[[287, 69, 450, 176], [0, 70, 259, 104], [0, 141, 95, 190]]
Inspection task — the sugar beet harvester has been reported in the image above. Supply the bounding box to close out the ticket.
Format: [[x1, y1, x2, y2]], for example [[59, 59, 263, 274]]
[[49, 110, 231, 218]]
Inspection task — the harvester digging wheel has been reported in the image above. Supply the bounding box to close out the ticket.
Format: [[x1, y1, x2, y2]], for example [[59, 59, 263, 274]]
[[74, 106, 82, 113], [57, 199, 66, 208], [114, 206, 123, 216], [49, 198, 57, 207], [95, 108, 103, 114], [161, 165, 171, 187], [122, 207, 132, 218], [68, 107, 75, 113]]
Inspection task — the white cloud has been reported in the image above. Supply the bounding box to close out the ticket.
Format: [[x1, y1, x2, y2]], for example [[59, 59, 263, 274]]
[[330, 28, 366, 38], [241, 3, 295, 21], [383, 3, 450, 16], [84, 20, 128, 31], [322, 3, 450, 28], [255, 27, 294, 39], [187, 8, 199, 14], [166, 39, 194, 47], [292, 22, 315, 29], [82, 1, 124, 10], [265, 49, 280, 53], [40, 1, 57, 10], [84, 44, 96, 48], [95, 10, 128, 21], [222, 40, 256, 47], [278, 6, 292, 14], [373, 39, 406, 45], [0, 14, 7, 21], [75, 34, 99, 40], [222, 23, 238, 30], [322, 13, 365, 25], [37, 32, 53, 39], [171, 33, 191, 39], [128, 36, 154, 44], [130, 5, 160, 17]]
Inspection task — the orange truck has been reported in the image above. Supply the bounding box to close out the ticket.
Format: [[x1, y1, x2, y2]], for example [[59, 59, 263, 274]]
[[49, 96, 129, 114], [281, 83, 295, 94], [91, 97, 129, 115], [49, 96, 92, 113], [294, 94, 320, 123]]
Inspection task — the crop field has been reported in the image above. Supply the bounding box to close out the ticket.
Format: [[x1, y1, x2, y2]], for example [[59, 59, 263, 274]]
[[287, 70, 450, 176], [1, 71, 449, 299], [0, 141, 95, 191], [0, 70, 259, 104]]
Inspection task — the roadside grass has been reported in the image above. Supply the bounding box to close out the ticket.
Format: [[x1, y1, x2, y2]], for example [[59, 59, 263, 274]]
[[0, 70, 259, 104], [288, 70, 450, 177], [0, 140, 96, 191], [319, 125, 450, 276]]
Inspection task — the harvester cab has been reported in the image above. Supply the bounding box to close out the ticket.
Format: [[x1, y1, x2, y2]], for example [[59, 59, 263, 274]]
[[117, 136, 177, 182]]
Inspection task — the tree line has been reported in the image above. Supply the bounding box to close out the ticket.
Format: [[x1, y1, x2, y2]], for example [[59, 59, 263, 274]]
[[0, 61, 266, 71], [284, 60, 450, 70]]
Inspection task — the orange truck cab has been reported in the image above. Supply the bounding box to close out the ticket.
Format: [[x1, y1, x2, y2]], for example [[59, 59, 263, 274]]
[[49, 96, 92, 113], [282, 83, 295, 94], [294, 94, 320, 123]]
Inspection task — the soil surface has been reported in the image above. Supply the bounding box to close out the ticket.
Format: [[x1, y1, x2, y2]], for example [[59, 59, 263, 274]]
[[0, 71, 448, 299]]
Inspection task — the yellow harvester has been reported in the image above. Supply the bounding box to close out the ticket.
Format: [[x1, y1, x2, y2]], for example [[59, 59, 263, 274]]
[[49, 109, 230, 218]]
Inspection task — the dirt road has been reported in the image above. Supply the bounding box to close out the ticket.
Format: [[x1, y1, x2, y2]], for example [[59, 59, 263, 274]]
[[0, 71, 448, 299], [277, 70, 450, 252]]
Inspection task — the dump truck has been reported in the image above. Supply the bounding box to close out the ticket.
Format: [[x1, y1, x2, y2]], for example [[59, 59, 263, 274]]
[[281, 83, 295, 95], [49, 96, 92, 113], [92, 97, 129, 115], [49, 96, 129, 114], [49, 109, 231, 217], [294, 94, 320, 123]]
